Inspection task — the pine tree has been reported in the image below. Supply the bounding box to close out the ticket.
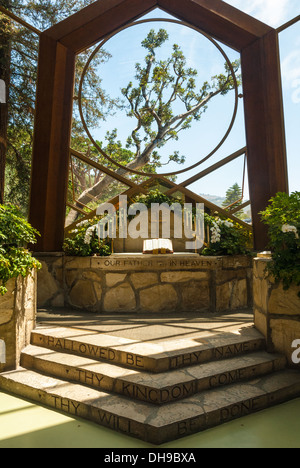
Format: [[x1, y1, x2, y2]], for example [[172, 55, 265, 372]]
[[222, 182, 244, 218]]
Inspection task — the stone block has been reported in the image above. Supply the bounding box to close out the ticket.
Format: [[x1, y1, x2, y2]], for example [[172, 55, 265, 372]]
[[65, 257, 91, 269], [215, 269, 246, 284], [0, 271, 36, 371], [270, 319, 300, 366], [254, 309, 268, 339], [104, 283, 136, 312], [130, 273, 158, 289], [253, 258, 300, 363], [69, 280, 100, 309], [140, 284, 178, 313], [65, 269, 79, 288], [216, 279, 247, 311], [231, 279, 247, 309], [0, 309, 14, 326], [222, 255, 252, 269], [37, 260, 61, 306], [160, 271, 208, 283], [181, 282, 210, 311], [106, 273, 127, 288], [269, 284, 300, 315]]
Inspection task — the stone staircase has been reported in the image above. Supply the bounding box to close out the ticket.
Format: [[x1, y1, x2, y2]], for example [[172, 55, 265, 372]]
[[1, 324, 300, 445]]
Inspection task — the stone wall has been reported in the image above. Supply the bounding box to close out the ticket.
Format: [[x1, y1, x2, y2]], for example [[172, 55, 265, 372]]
[[0, 271, 37, 372], [36, 253, 253, 314], [253, 257, 300, 367]]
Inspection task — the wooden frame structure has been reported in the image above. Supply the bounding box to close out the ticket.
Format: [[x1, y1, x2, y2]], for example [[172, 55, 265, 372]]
[[28, 0, 288, 251]]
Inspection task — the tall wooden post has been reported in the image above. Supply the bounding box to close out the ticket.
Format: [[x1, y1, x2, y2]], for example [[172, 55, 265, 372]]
[[29, 35, 75, 251], [241, 30, 288, 250]]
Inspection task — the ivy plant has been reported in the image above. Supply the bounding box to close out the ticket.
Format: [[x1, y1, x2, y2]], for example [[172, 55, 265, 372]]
[[0, 204, 41, 295]]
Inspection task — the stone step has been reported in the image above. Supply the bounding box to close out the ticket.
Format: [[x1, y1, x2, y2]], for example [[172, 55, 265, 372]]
[[30, 326, 266, 372], [21, 345, 287, 404], [1, 367, 300, 445]]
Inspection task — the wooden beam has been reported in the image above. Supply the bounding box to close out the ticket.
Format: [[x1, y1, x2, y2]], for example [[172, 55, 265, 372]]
[[65, 177, 154, 235], [228, 200, 251, 215], [66, 202, 92, 216], [46, 0, 157, 53], [157, 0, 272, 50], [163, 177, 252, 231], [29, 35, 76, 251], [70, 148, 147, 192], [0, 6, 41, 35], [167, 147, 247, 195], [241, 30, 288, 250], [277, 15, 300, 33]]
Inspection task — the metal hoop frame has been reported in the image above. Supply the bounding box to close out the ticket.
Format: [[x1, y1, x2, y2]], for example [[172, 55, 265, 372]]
[[77, 17, 239, 178]]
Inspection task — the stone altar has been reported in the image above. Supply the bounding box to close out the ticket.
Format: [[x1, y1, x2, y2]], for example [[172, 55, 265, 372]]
[[36, 253, 253, 314]]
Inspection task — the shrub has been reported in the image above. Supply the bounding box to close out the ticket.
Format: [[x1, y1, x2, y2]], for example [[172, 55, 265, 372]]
[[201, 213, 253, 256], [0, 204, 41, 295], [63, 216, 112, 257], [260, 192, 300, 295]]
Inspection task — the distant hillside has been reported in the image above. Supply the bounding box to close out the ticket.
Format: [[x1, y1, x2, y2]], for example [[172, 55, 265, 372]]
[[200, 193, 252, 222], [200, 193, 226, 207]]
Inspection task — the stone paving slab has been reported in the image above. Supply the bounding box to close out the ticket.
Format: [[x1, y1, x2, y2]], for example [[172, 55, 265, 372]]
[[30, 326, 266, 372], [21, 345, 286, 404], [36, 310, 254, 339], [1, 367, 300, 445]]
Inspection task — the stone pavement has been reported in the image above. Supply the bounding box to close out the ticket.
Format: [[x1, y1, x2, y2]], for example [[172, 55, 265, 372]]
[[36, 308, 255, 342], [1, 309, 300, 445]]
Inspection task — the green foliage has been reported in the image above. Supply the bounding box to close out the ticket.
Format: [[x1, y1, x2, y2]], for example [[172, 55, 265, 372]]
[[121, 28, 241, 169], [132, 189, 183, 208], [0, 204, 41, 295], [63, 217, 112, 257], [3, 0, 109, 213], [202, 213, 253, 256], [260, 192, 300, 295], [131, 190, 252, 256], [222, 183, 248, 220]]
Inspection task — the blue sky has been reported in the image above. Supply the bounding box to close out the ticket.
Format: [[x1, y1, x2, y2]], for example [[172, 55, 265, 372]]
[[85, 1, 300, 200]]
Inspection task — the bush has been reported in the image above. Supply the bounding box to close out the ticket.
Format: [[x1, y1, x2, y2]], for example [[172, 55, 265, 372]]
[[260, 192, 300, 295], [0, 204, 41, 295], [201, 213, 253, 256], [63, 216, 112, 257], [64, 192, 253, 257]]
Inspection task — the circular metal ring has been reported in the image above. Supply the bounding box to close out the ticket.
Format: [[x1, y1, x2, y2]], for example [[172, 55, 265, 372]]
[[78, 18, 239, 177]]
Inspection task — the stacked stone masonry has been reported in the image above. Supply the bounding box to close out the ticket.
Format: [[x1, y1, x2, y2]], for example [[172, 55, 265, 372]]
[[36, 253, 253, 314], [253, 258, 300, 367], [0, 271, 36, 372]]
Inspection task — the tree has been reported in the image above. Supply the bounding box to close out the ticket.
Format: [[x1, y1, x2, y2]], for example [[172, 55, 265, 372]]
[[0, 0, 12, 205], [222, 182, 244, 218], [2, 0, 103, 212], [66, 28, 240, 225]]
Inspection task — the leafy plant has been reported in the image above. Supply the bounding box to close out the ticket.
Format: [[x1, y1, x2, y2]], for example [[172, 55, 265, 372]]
[[201, 213, 253, 256], [132, 191, 252, 255], [132, 189, 183, 208], [0, 204, 41, 295], [260, 192, 300, 295], [63, 216, 112, 257]]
